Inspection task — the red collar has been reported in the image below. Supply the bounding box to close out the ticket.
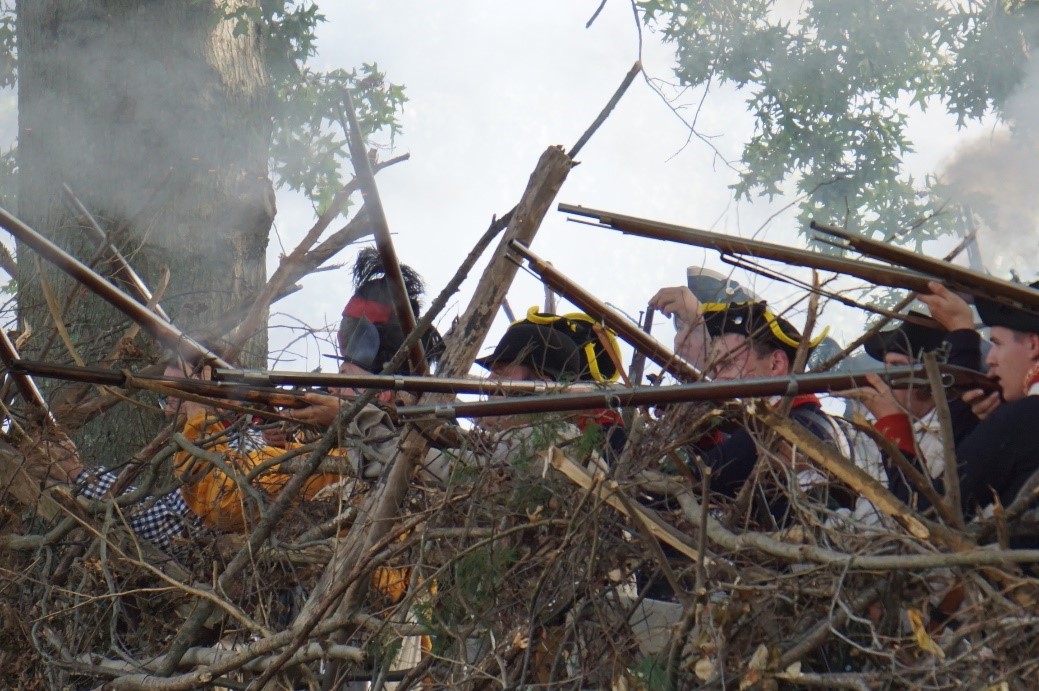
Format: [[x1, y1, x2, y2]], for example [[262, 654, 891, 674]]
[[575, 408, 624, 431], [1025, 362, 1039, 396], [343, 296, 393, 324], [788, 393, 821, 409]]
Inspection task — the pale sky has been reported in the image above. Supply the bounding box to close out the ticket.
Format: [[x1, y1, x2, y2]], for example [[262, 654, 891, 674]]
[[0, 2, 1006, 377], [268, 0, 997, 375]]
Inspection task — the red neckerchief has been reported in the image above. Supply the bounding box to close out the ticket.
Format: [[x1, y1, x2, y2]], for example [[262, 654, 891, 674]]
[[343, 296, 393, 323], [575, 408, 624, 431]]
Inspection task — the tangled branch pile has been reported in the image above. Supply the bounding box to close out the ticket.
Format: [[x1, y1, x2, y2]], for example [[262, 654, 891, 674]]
[[0, 391, 1038, 690]]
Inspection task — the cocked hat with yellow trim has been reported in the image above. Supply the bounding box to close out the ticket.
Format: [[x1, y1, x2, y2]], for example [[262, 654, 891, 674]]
[[523, 307, 622, 382], [476, 308, 623, 382], [701, 301, 827, 360]]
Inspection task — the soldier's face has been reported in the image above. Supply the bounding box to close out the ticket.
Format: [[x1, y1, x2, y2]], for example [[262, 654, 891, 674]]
[[707, 334, 786, 381], [710, 332, 768, 378], [883, 352, 932, 417], [490, 362, 544, 381], [986, 326, 1039, 403]]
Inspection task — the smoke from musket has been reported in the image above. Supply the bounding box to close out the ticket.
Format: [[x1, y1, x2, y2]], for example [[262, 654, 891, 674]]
[[939, 58, 1039, 279]]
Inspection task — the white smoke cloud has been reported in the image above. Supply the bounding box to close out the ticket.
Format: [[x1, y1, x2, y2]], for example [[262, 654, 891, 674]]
[[939, 55, 1039, 279]]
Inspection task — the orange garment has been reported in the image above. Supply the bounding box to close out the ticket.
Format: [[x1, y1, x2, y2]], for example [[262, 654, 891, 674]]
[[175, 411, 342, 532]]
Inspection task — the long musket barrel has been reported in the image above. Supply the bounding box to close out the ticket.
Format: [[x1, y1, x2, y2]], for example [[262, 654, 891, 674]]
[[61, 184, 171, 322], [810, 220, 1039, 313], [0, 206, 228, 368], [559, 204, 941, 294], [396, 364, 998, 420], [343, 91, 427, 374], [7, 359, 308, 409], [508, 241, 703, 382], [213, 367, 583, 396]]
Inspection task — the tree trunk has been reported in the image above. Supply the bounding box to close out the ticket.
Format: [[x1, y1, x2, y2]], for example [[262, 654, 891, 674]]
[[15, 0, 274, 461]]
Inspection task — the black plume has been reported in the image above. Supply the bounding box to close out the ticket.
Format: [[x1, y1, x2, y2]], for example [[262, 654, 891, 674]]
[[352, 247, 426, 310]]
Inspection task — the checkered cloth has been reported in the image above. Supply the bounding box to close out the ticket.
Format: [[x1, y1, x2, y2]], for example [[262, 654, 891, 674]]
[[75, 468, 198, 552], [74, 422, 280, 551]]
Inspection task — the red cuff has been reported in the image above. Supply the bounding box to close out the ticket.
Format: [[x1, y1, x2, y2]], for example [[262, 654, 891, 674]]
[[875, 413, 915, 455], [694, 429, 725, 451]]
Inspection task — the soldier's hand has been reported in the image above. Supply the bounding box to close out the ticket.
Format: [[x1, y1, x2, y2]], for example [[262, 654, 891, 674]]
[[835, 372, 903, 420], [283, 392, 344, 428], [918, 281, 974, 331], [261, 423, 293, 448], [649, 286, 702, 328], [962, 387, 1001, 421]]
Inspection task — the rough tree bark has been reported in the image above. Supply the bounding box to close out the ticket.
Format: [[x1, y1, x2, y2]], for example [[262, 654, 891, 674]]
[[15, 0, 274, 461]]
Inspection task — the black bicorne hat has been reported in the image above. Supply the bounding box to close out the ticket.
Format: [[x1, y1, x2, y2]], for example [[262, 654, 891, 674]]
[[522, 308, 622, 382], [863, 312, 947, 362], [975, 281, 1039, 336], [701, 302, 827, 360], [475, 321, 583, 381]]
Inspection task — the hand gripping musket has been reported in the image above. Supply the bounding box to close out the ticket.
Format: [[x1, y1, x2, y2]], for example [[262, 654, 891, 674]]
[[395, 364, 998, 420], [810, 220, 1039, 314], [212, 367, 581, 396], [559, 204, 942, 294], [342, 90, 427, 374], [0, 206, 228, 368], [508, 241, 703, 382]]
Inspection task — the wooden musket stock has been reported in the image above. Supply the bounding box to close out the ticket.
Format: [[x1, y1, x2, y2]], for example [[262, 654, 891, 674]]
[[810, 220, 1039, 313], [560, 204, 944, 295]]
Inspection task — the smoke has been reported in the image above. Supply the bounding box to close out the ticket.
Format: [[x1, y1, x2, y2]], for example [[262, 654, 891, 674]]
[[939, 49, 1039, 279]]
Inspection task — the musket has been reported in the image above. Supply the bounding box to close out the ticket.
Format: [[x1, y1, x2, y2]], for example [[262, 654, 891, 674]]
[[396, 364, 998, 420], [7, 358, 309, 409], [0, 332, 56, 424], [0, 206, 229, 368], [212, 367, 586, 396], [508, 241, 703, 382], [61, 184, 171, 322], [628, 307, 654, 385], [342, 90, 427, 374], [560, 204, 942, 294], [811, 220, 1039, 313]]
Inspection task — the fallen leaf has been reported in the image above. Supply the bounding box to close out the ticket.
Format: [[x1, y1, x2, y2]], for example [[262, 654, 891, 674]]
[[907, 608, 945, 658], [694, 657, 716, 681]]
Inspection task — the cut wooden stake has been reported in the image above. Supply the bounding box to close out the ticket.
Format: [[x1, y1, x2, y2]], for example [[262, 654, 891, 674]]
[[546, 446, 708, 564]]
